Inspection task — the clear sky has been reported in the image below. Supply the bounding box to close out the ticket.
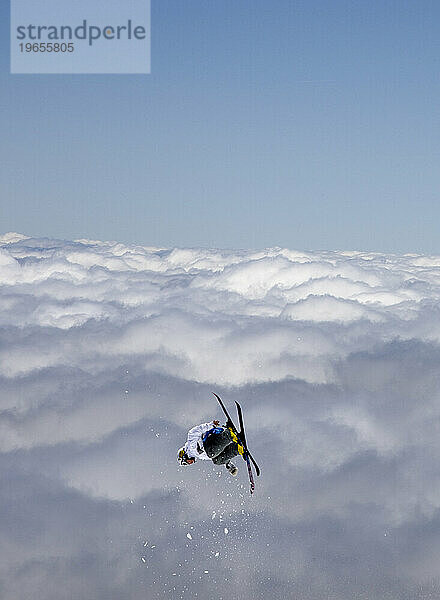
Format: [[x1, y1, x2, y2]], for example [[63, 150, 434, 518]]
[[1, 0, 440, 252]]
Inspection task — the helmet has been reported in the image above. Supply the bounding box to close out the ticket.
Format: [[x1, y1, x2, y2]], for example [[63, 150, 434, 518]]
[[177, 447, 194, 466]]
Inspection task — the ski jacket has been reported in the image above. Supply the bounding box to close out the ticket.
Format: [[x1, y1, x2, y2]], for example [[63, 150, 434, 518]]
[[184, 421, 220, 460]]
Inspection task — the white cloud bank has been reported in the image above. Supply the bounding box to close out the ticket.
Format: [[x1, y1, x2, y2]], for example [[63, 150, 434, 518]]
[[1, 233, 440, 599], [1, 234, 440, 388]]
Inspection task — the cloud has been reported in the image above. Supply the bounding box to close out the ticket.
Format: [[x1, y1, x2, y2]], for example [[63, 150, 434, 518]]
[[1, 233, 440, 598]]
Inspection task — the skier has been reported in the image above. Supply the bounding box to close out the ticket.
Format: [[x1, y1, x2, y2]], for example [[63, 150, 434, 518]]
[[177, 419, 239, 476]]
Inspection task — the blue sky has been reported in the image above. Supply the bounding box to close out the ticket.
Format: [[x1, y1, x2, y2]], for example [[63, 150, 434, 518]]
[[1, 0, 440, 251]]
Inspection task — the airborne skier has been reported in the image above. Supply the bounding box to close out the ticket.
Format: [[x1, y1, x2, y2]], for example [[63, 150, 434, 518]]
[[177, 419, 240, 476], [177, 394, 261, 494]]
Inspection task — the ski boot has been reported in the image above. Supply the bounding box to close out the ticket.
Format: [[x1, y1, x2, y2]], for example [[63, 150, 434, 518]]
[[226, 461, 238, 477]]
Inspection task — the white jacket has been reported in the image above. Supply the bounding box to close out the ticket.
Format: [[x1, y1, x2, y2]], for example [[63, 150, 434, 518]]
[[184, 421, 217, 460]]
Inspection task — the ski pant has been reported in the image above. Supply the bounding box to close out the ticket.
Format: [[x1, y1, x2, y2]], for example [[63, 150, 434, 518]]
[[203, 429, 239, 465]]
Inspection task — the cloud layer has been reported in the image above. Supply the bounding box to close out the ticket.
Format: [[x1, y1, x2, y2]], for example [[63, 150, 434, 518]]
[[1, 233, 440, 599]]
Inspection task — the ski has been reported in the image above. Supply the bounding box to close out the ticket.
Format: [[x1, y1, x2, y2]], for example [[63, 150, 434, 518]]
[[212, 392, 260, 494], [236, 400, 256, 494], [235, 401, 261, 476], [245, 454, 255, 494]]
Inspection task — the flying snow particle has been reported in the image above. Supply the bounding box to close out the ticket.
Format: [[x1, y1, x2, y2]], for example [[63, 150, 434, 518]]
[[186, 533, 192, 540], [224, 528, 228, 535]]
